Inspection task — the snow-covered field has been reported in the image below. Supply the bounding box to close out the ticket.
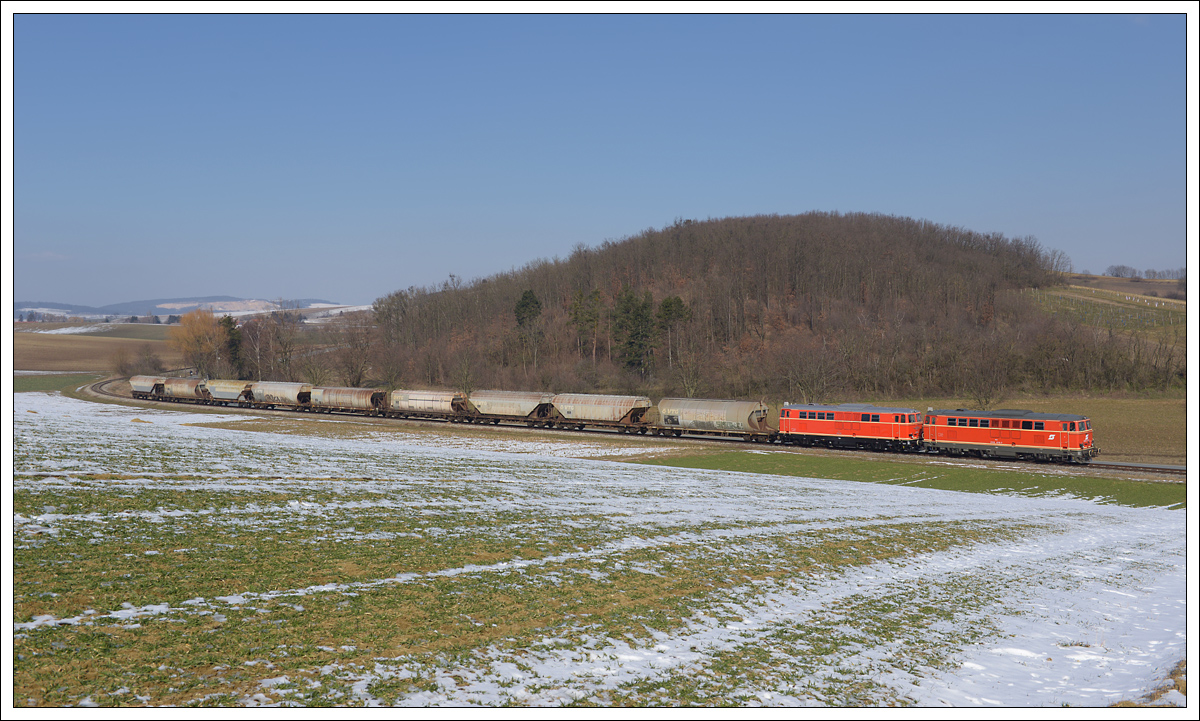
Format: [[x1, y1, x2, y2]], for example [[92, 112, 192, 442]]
[[11, 392, 1187, 708], [20, 323, 120, 334]]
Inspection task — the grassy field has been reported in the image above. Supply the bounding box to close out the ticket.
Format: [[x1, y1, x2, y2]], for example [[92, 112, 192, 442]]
[[12, 373, 106, 394], [1064, 272, 1186, 298], [1023, 286, 1186, 340], [635, 449, 1185, 509], [13, 323, 182, 372]]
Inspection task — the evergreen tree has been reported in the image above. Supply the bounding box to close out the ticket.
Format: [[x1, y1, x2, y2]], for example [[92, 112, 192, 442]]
[[514, 290, 543, 375], [614, 287, 655, 376], [656, 296, 691, 369], [219, 315, 243, 377], [514, 290, 542, 328], [569, 288, 603, 366]]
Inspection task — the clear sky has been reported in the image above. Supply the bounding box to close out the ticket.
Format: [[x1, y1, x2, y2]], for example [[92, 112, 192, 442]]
[[9, 10, 1194, 307]]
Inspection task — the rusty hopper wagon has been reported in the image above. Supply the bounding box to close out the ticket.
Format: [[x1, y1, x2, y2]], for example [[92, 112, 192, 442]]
[[388, 390, 470, 420], [656, 398, 776, 441], [310, 386, 386, 414], [205, 379, 254, 407], [129, 375, 166, 400], [550, 393, 653, 432], [251, 382, 313, 409], [465, 390, 557, 426], [163, 377, 209, 402]]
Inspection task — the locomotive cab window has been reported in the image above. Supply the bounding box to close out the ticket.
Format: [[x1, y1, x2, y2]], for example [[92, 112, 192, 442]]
[[861, 414, 870, 422], [871, 414, 880, 423], [1070, 422, 1076, 431], [1034, 421, 1044, 430], [1022, 421, 1033, 430]]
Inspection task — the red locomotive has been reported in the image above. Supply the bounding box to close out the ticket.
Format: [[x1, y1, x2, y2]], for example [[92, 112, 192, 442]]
[[779, 402, 923, 451], [922, 408, 1099, 463]]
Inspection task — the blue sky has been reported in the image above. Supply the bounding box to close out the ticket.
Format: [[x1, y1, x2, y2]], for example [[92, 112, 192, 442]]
[[11, 11, 1193, 307]]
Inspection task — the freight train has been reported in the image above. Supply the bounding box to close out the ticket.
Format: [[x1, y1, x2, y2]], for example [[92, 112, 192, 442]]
[[128, 376, 1099, 464]]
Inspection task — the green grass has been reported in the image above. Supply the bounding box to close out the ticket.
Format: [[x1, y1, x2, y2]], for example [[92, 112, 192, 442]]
[[13, 477, 1028, 707], [633, 450, 1185, 509], [13, 373, 105, 394]]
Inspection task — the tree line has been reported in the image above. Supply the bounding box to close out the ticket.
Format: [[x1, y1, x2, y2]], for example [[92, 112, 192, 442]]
[[1104, 265, 1187, 281]]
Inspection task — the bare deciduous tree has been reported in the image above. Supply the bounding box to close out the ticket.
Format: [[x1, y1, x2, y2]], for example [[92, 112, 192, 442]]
[[331, 313, 374, 387]]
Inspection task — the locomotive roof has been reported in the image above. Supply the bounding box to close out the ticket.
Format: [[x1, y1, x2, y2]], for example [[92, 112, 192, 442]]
[[782, 402, 918, 414], [929, 408, 1088, 421]]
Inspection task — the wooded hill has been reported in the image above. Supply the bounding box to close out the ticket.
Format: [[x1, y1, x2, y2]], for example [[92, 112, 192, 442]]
[[365, 212, 1183, 406]]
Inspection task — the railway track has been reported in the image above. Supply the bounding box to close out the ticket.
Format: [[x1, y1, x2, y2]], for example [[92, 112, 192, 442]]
[[1084, 461, 1187, 476], [88, 377, 1186, 478]]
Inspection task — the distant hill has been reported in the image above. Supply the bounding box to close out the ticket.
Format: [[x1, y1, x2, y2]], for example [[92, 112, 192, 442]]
[[15, 296, 338, 319]]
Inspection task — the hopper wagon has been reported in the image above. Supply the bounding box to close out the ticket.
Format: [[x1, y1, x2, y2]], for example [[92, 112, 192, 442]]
[[655, 398, 776, 441], [465, 390, 557, 426], [310, 386, 386, 414], [387, 389, 471, 420], [163, 377, 210, 403], [251, 381, 313, 409], [129, 375, 167, 400], [550, 393, 653, 432], [205, 379, 254, 407]]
